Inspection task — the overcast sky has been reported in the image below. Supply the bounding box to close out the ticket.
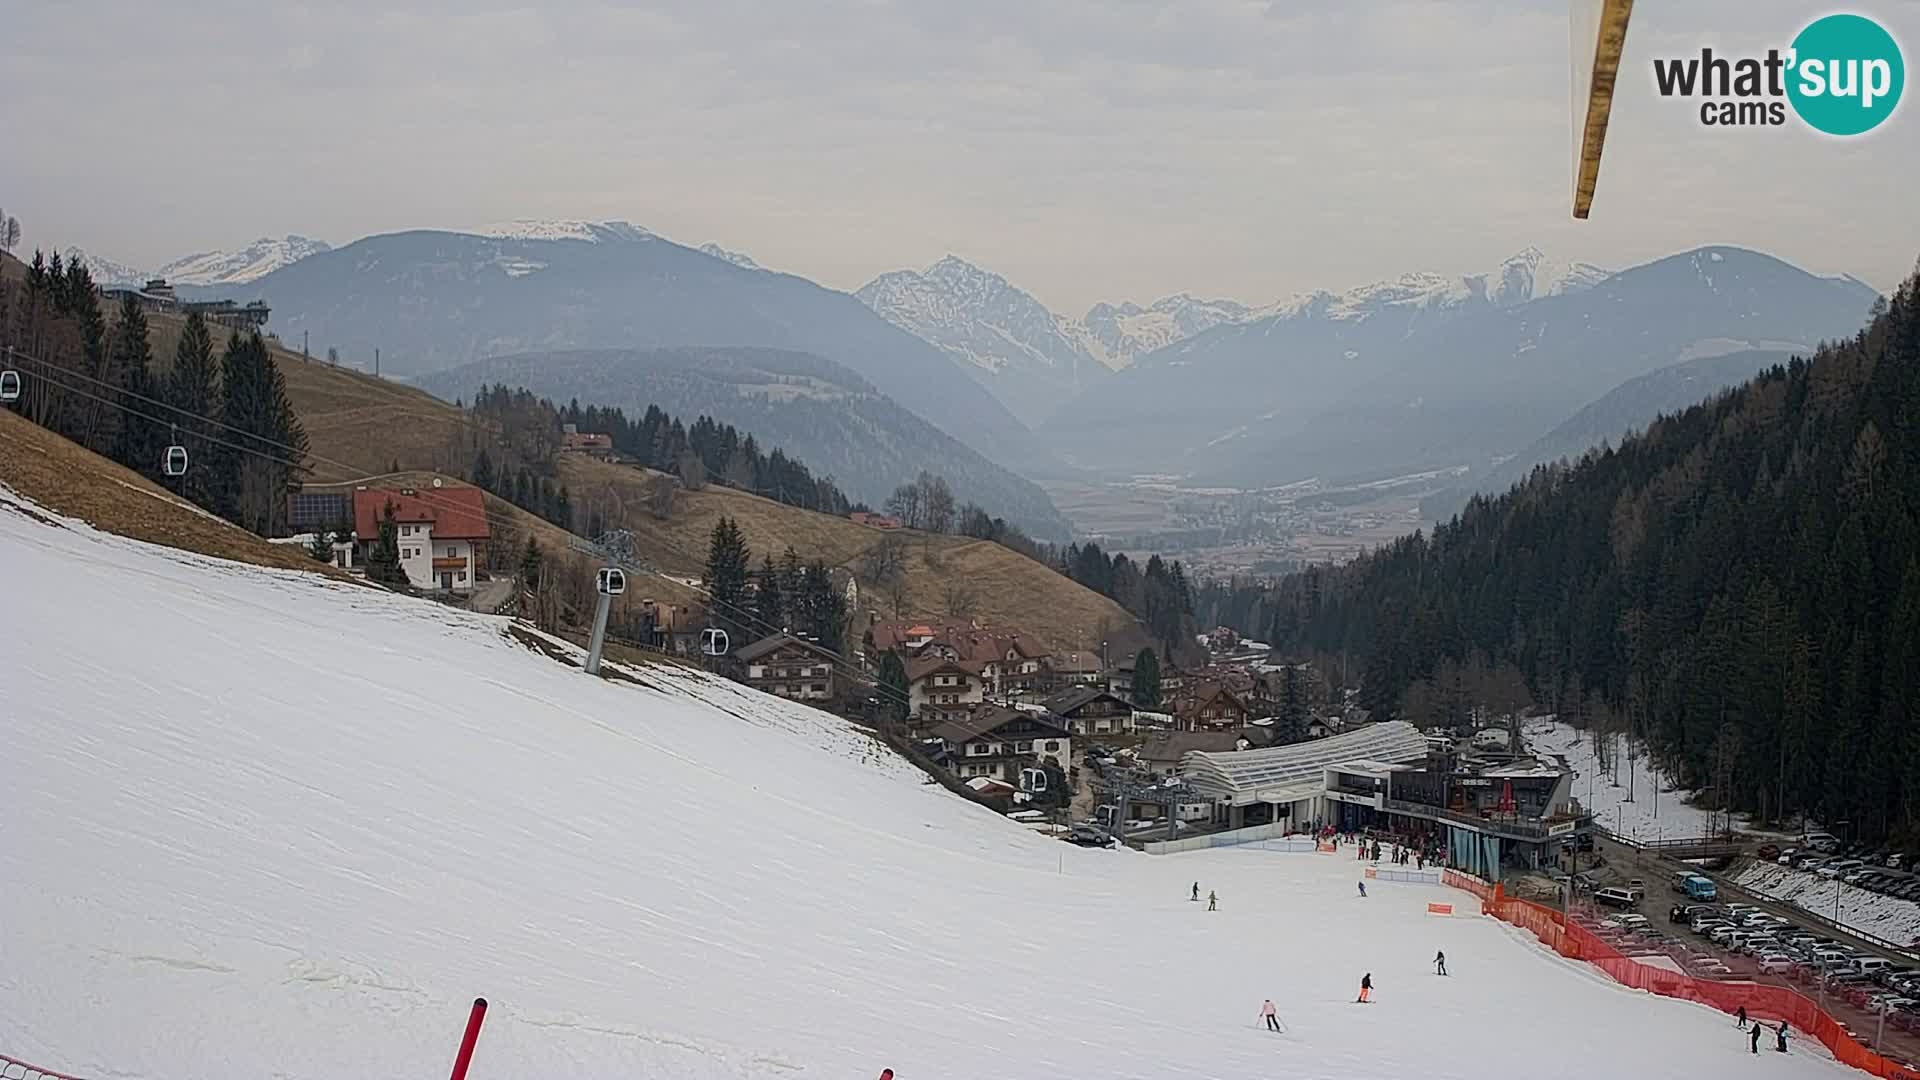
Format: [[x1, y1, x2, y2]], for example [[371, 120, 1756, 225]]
[[4, 1, 1914, 313]]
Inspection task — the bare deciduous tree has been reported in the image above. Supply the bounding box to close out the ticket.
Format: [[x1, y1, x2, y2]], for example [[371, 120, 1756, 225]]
[[941, 581, 979, 618], [885, 481, 922, 529], [860, 534, 907, 588], [922, 474, 955, 533], [677, 450, 707, 491], [648, 475, 678, 519]]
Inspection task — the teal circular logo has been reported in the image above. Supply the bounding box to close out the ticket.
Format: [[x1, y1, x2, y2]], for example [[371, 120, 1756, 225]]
[[1787, 14, 1904, 135]]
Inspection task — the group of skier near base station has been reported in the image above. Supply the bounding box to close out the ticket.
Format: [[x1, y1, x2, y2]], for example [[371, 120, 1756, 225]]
[[1315, 824, 1441, 869], [1735, 1007, 1792, 1054]]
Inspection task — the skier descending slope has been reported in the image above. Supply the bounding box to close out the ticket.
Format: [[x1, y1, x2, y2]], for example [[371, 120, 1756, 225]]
[[1260, 999, 1284, 1033], [1356, 973, 1373, 1003], [1357, 881, 1367, 898], [1434, 950, 1447, 976]]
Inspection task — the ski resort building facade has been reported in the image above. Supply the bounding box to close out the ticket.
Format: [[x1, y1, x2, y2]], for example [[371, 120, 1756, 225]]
[[1178, 720, 1593, 879]]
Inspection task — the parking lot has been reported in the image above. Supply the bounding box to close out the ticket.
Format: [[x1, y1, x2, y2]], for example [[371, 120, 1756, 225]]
[[1575, 840, 1920, 1070]]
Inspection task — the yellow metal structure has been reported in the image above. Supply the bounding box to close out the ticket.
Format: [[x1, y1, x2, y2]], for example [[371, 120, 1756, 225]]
[[1571, 0, 1635, 219]]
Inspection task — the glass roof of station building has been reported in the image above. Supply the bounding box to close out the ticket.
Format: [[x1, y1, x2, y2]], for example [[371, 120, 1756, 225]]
[[1182, 720, 1430, 804]]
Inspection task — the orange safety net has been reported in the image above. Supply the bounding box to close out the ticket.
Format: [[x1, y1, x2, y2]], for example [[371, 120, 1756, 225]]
[[1442, 869, 1493, 901], [1468, 887, 1920, 1079]]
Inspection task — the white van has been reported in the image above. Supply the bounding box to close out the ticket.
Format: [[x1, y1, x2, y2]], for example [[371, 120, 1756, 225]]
[[1594, 886, 1638, 909], [1855, 957, 1894, 977], [1813, 947, 1855, 968]]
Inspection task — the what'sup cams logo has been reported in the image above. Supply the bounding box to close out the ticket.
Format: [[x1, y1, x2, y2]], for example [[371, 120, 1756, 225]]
[[1653, 13, 1904, 134]]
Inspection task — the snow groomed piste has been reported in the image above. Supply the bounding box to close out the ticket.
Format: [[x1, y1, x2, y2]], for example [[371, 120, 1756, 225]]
[[0, 484, 1851, 1078]]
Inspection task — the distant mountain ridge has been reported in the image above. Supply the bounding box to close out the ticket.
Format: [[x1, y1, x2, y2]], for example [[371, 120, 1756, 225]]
[[1043, 246, 1874, 487], [856, 256, 1113, 426], [858, 248, 1611, 452], [160, 235, 332, 285], [67, 235, 332, 287], [1421, 347, 1799, 520], [416, 346, 1074, 540], [1079, 294, 1254, 368], [218, 224, 1052, 485]]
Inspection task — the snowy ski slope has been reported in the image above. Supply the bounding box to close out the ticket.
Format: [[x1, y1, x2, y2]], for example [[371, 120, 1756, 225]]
[[0, 486, 1849, 1079]]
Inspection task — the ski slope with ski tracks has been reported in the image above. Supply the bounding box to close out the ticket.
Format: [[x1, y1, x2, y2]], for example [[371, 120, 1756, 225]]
[[0, 484, 1848, 1078]]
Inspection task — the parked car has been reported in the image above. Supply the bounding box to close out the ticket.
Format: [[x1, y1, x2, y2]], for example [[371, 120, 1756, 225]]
[[1758, 843, 1781, 859], [1760, 953, 1797, 975], [1595, 887, 1638, 909], [1820, 859, 1865, 879], [1067, 823, 1114, 847]]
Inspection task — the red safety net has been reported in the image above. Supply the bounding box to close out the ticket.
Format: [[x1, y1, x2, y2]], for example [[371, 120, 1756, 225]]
[[1468, 886, 1920, 1080]]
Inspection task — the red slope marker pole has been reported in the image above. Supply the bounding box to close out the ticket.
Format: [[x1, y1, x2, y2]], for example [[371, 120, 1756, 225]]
[[449, 997, 488, 1080]]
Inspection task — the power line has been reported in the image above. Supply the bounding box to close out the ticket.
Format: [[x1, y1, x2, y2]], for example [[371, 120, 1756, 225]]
[[14, 365, 324, 480], [7, 322, 952, 705], [4, 344, 500, 533], [4, 344, 907, 703]]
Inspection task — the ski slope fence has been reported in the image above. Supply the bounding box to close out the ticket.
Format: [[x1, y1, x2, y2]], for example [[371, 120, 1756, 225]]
[[1443, 868, 1495, 901], [1457, 883, 1920, 1080], [1364, 866, 1443, 885], [1, 1053, 91, 1080], [1140, 824, 1319, 854]]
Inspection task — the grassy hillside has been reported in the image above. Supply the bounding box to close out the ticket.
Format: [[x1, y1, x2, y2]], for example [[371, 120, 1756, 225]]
[[0, 407, 358, 580], [45, 298, 1137, 655], [140, 312, 468, 484], [554, 453, 1140, 656], [418, 347, 1075, 539]]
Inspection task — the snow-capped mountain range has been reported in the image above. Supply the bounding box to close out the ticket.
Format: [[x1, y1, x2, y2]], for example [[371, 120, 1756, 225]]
[[855, 256, 1112, 426], [468, 219, 657, 243], [67, 235, 333, 288], [1047, 245, 1877, 488], [1080, 294, 1254, 368], [1262, 248, 1610, 322], [854, 248, 1614, 429], [697, 242, 760, 270], [159, 235, 332, 286], [65, 248, 152, 288], [65, 222, 765, 291]]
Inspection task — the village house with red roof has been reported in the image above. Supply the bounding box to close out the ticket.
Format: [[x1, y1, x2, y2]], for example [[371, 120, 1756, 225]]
[[352, 486, 490, 594]]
